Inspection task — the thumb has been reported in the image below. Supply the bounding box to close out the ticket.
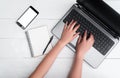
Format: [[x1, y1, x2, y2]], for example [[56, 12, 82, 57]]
[[73, 32, 80, 39], [77, 35, 82, 44]]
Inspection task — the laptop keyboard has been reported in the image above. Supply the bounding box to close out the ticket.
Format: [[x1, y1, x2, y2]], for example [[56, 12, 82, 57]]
[[63, 9, 115, 55]]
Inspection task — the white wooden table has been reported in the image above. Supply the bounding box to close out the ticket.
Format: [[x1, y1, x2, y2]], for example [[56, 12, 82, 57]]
[[0, 0, 120, 78]]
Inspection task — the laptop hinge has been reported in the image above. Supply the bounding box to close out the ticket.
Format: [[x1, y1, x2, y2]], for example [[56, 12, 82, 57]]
[[75, 3, 119, 39]]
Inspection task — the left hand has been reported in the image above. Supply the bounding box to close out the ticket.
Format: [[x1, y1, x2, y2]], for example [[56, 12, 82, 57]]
[[59, 20, 80, 45]]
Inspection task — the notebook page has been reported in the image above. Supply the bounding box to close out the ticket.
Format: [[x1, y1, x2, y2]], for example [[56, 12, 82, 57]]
[[26, 26, 52, 57]]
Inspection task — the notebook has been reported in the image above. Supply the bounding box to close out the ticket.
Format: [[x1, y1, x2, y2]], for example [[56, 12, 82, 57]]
[[26, 26, 52, 57]]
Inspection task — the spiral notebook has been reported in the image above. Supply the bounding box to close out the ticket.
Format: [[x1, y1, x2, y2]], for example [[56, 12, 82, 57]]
[[26, 26, 52, 57]]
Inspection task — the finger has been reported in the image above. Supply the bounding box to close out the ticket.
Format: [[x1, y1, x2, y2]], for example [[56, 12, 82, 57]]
[[69, 21, 77, 30], [68, 20, 74, 29], [77, 35, 82, 44], [64, 22, 68, 29], [73, 32, 80, 39], [83, 30, 87, 40], [88, 34, 95, 43], [73, 24, 80, 32]]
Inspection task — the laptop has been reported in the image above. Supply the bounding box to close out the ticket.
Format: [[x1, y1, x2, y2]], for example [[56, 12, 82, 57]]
[[51, 0, 120, 68]]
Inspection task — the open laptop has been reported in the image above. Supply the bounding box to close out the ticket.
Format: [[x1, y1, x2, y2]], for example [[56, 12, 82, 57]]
[[52, 0, 120, 68]]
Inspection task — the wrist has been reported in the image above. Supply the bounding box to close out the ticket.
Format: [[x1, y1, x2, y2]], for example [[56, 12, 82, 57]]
[[75, 52, 84, 60], [57, 40, 66, 47], [58, 40, 67, 46], [75, 55, 84, 61]]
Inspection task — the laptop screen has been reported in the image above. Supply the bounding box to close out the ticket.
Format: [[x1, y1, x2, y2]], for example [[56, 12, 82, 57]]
[[77, 0, 120, 36]]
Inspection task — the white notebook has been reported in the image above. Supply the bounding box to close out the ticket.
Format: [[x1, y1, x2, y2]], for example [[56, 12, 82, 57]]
[[26, 26, 52, 57]]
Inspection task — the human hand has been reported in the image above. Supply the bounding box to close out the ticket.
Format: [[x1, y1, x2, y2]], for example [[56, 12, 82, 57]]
[[59, 20, 80, 45], [76, 30, 94, 59]]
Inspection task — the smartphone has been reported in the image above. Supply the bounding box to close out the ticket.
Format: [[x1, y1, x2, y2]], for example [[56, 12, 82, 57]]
[[16, 6, 39, 29]]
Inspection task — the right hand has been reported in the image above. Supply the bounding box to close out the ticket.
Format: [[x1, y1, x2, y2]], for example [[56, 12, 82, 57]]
[[76, 30, 95, 59]]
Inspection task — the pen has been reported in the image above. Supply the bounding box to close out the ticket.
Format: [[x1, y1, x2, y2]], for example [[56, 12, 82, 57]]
[[42, 36, 53, 55]]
